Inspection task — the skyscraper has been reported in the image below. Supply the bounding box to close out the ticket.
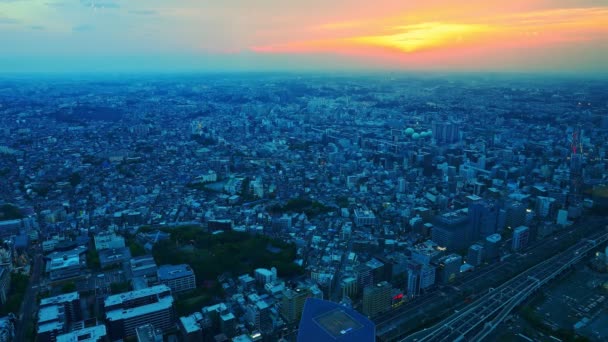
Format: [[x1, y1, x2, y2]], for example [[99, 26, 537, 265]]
[[512, 226, 530, 251], [468, 198, 499, 241], [362, 282, 392, 317]]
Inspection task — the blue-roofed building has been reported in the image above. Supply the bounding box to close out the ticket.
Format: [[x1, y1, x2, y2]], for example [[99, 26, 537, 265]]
[[157, 264, 196, 293], [297, 298, 375, 342]]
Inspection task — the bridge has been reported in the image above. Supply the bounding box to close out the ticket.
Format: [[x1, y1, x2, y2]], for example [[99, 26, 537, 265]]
[[401, 231, 608, 342]]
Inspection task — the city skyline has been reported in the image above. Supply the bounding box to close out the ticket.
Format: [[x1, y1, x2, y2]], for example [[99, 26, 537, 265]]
[[1, 0, 608, 73]]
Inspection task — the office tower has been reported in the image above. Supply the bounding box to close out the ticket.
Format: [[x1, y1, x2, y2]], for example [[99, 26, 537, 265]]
[[410, 240, 443, 266], [354, 264, 373, 293], [157, 264, 196, 293], [467, 244, 485, 267], [431, 210, 469, 251], [484, 234, 501, 262], [0, 267, 9, 304], [246, 300, 273, 333], [505, 201, 527, 230], [557, 209, 569, 226], [406, 262, 421, 298], [362, 282, 392, 317], [468, 198, 499, 241], [366, 258, 386, 283], [512, 226, 530, 251], [341, 277, 358, 299], [437, 254, 462, 284], [536, 196, 556, 219], [105, 285, 176, 340], [432, 121, 460, 144], [280, 287, 311, 323], [420, 264, 436, 290], [297, 298, 375, 342], [220, 311, 236, 337]]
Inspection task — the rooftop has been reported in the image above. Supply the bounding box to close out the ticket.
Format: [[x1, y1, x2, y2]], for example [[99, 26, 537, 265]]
[[40, 292, 79, 307], [180, 312, 203, 333], [56, 325, 107, 342], [106, 295, 173, 321], [157, 264, 194, 281], [297, 298, 375, 342], [486, 233, 502, 243], [104, 284, 171, 308]]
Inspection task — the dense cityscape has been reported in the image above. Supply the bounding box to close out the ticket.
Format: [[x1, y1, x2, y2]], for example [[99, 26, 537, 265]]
[[0, 73, 606, 342]]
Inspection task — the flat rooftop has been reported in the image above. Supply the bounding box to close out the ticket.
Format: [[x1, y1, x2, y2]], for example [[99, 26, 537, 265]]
[[104, 284, 171, 308], [40, 292, 79, 307], [297, 298, 375, 342], [313, 309, 364, 339], [106, 295, 173, 321], [56, 325, 107, 342], [157, 264, 194, 281]]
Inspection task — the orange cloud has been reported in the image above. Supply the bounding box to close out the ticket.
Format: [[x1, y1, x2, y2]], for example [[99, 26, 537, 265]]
[[251, 6, 608, 57]]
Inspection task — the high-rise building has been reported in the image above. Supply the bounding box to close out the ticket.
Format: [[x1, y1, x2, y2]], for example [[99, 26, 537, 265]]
[[432, 210, 469, 251], [484, 234, 501, 262], [220, 312, 236, 337], [40, 292, 82, 325], [104, 285, 176, 340], [406, 262, 421, 298], [354, 264, 373, 293], [432, 121, 460, 144], [512, 226, 530, 251], [280, 287, 311, 323], [505, 201, 527, 229], [420, 264, 436, 290], [0, 267, 9, 304], [37, 292, 83, 342], [245, 300, 273, 333], [437, 254, 462, 284], [366, 258, 386, 284], [468, 199, 499, 240], [467, 244, 484, 267], [536, 196, 556, 219], [556, 209, 569, 226], [362, 282, 392, 317]]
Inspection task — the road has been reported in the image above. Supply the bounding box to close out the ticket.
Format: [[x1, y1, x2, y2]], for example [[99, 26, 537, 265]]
[[15, 252, 43, 342]]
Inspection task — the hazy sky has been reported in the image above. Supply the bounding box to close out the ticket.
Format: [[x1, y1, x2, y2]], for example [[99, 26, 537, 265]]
[[1, 0, 607, 73]]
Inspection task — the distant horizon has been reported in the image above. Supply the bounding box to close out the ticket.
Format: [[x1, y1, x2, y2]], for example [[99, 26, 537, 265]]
[[1, 68, 607, 80], [1, 1, 607, 74]]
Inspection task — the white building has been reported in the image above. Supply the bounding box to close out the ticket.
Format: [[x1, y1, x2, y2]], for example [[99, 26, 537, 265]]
[[94, 232, 125, 251], [254, 267, 277, 286]]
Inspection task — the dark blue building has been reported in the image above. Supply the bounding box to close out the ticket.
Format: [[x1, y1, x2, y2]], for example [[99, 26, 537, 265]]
[[468, 198, 499, 240], [297, 298, 375, 342]]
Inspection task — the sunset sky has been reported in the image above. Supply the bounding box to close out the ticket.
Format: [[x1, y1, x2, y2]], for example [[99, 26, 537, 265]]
[[1, 0, 607, 72]]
